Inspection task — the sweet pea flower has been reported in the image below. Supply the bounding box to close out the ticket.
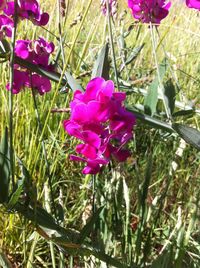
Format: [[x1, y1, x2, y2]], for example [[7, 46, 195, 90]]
[[186, 0, 200, 10], [127, 0, 171, 24], [63, 77, 136, 175], [0, 0, 6, 10], [15, 38, 55, 68], [0, 14, 13, 39], [4, 0, 49, 26], [7, 38, 54, 94]]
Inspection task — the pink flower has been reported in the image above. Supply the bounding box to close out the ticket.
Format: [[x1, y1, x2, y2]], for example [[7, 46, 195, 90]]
[[0, 0, 6, 10], [63, 77, 136, 174], [127, 0, 171, 24], [4, 0, 49, 26], [7, 38, 54, 94], [186, 0, 200, 10], [6, 69, 29, 94], [15, 38, 54, 68], [0, 14, 13, 39]]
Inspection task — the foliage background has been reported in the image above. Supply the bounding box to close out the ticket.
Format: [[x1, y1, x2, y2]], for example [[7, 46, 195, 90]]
[[0, 0, 200, 267]]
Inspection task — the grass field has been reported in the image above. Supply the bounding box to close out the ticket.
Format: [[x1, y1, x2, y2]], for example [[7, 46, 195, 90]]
[[0, 0, 200, 267]]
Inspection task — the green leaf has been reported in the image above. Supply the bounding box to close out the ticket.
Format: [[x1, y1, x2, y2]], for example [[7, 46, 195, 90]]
[[164, 79, 176, 116], [125, 44, 144, 66], [16, 203, 60, 230], [0, 128, 10, 203], [127, 106, 174, 133], [144, 59, 167, 115], [78, 206, 104, 244], [7, 179, 24, 210], [172, 123, 200, 151], [92, 43, 110, 80], [172, 109, 194, 118], [16, 157, 37, 204], [64, 72, 83, 92], [14, 56, 67, 85]]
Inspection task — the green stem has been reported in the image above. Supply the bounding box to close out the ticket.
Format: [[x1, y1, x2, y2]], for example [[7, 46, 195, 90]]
[[9, 0, 18, 188], [106, 0, 119, 89]]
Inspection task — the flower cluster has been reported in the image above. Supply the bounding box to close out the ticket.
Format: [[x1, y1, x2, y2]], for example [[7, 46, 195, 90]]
[[100, 0, 118, 18], [127, 0, 171, 24], [63, 77, 136, 174], [186, 0, 200, 10], [0, 0, 48, 40], [7, 37, 55, 94], [4, 0, 49, 26]]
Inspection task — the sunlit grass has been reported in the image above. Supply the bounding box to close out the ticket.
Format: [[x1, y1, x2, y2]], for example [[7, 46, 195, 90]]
[[0, 0, 200, 267]]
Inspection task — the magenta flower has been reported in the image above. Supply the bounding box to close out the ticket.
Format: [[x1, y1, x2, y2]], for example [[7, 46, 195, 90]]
[[0, 0, 6, 10], [63, 77, 136, 175], [186, 0, 200, 10], [15, 38, 55, 68], [6, 69, 29, 94], [7, 38, 54, 94], [0, 14, 13, 39], [127, 0, 171, 24], [4, 0, 49, 26]]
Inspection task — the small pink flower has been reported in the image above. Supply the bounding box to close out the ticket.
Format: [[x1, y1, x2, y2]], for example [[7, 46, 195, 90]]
[[127, 0, 171, 24], [63, 77, 136, 175], [7, 38, 55, 94], [0, 14, 13, 39], [186, 0, 200, 10], [4, 0, 49, 26]]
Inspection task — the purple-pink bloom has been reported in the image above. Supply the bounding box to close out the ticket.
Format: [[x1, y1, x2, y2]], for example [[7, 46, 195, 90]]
[[6, 69, 29, 94], [15, 38, 54, 68], [7, 37, 54, 94], [127, 0, 171, 24], [0, 0, 6, 10], [4, 0, 49, 26], [63, 77, 136, 175], [0, 14, 13, 39], [186, 0, 200, 10]]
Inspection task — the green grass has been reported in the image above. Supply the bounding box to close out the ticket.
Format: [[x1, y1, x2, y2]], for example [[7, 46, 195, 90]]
[[0, 0, 200, 267]]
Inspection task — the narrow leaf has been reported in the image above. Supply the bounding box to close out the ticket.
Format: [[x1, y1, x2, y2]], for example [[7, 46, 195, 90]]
[[172, 109, 194, 118], [173, 123, 200, 150], [125, 44, 144, 66], [127, 106, 174, 133], [92, 43, 109, 80], [14, 56, 66, 85], [7, 179, 24, 210], [0, 128, 10, 203], [144, 59, 167, 115], [78, 206, 104, 244], [164, 79, 176, 116], [64, 72, 83, 92]]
